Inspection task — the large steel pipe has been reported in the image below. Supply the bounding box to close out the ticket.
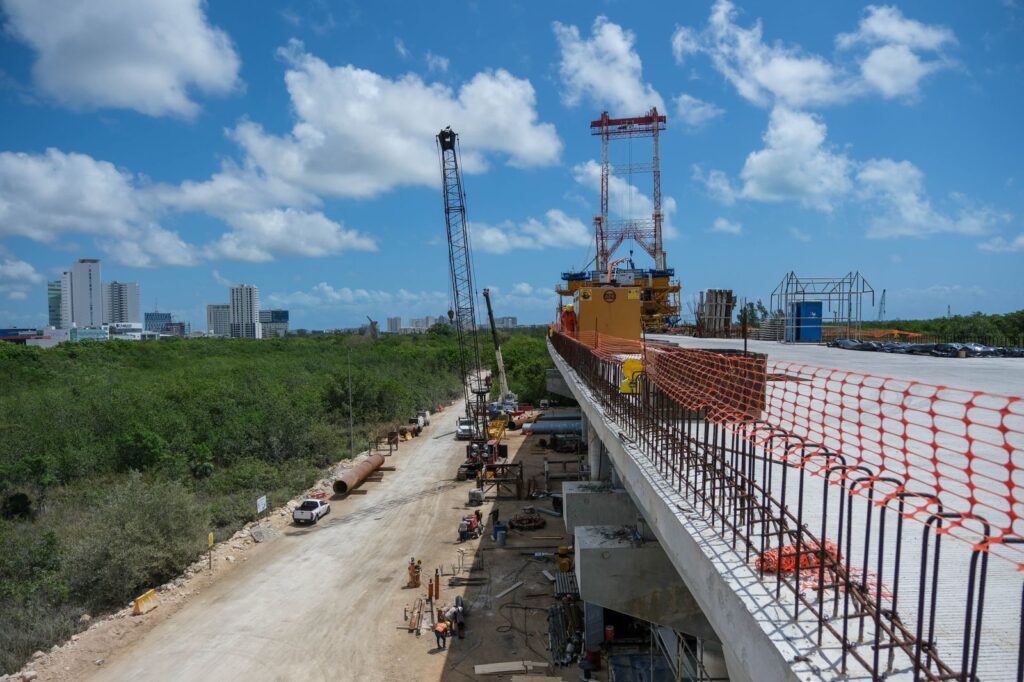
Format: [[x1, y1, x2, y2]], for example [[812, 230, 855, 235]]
[[333, 453, 386, 494]]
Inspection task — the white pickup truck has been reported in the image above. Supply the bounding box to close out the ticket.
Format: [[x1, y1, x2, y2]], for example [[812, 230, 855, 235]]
[[292, 499, 330, 524]]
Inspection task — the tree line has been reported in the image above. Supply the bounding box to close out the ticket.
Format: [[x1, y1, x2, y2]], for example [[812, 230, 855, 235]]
[[0, 329, 554, 673]]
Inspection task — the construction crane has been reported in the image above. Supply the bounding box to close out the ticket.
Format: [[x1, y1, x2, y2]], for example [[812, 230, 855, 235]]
[[482, 288, 516, 407], [877, 289, 886, 322], [437, 127, 488, 442]]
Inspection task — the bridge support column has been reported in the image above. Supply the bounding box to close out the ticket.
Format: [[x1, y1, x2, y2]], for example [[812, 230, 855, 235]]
[[574, 525, 718, 642], [582, 414, 609, 481]]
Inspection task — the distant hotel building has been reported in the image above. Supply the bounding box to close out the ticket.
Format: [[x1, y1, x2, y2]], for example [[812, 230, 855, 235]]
[[47, 280, 62, 328], [259, 309, 289, 337], [229, 284, 261, 339], [207, 304, 231, 336], [61, 259, 103, 328], [103, 281, 140, 324], [387, 316, 401, 333], [144, 311, 172, 333], [495, 316, 517, 329]]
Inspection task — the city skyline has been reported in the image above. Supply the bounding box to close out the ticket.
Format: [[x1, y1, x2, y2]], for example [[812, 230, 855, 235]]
[[0, 2, 1021, 330]]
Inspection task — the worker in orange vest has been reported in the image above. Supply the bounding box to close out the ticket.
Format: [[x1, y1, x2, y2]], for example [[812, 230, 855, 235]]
[[560, 303, 577, 336], [434, 620, 449, 649]]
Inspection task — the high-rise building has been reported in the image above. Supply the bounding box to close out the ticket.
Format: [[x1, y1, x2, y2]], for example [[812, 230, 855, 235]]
[[61, 259, 104, 327], [387, 316, 401, 333], [229, 284, 261, 339], [495, 316, 518, 329], [144, 311, 172, 333], [47, 280, 62, 328], [206, 304, 230, 336], [102, 281, 140, 324], [259, 309, 289, 338]]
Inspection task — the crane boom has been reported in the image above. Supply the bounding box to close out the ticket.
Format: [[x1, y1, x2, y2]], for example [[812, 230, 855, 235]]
[[482, 288, 510, 402], [437, 127, 487, 440]]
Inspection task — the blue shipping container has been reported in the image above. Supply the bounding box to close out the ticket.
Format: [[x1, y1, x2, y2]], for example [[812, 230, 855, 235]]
[[785, 301, 823, 342]]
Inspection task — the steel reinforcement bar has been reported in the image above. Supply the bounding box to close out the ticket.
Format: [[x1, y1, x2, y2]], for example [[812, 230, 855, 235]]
[[549, 331, 1024, 681]]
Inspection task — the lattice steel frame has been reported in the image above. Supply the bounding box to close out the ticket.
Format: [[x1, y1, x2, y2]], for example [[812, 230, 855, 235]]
[[591, 108, 667, 272], [437, 128, 488, 438], [770, 271, 875, 341]]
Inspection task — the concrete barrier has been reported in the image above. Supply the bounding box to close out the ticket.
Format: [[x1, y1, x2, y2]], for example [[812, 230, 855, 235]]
[[132, 588, 159, 615]]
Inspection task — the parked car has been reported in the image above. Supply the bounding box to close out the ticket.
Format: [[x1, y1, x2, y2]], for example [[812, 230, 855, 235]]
[[292, 499, 330, 524], [417, 409, 431, 426], [456, 417, 474, 440]]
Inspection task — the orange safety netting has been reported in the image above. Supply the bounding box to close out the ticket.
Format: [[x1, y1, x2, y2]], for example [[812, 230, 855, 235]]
[[557, 332, 1024, 564], [755, 541, 840, 573]]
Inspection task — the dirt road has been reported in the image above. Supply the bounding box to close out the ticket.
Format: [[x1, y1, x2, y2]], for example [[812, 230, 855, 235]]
[[87, 406, 471, 682]]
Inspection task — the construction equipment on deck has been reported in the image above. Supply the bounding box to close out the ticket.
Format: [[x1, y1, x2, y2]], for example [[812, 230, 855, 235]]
[[557, 109, 680, 332], [437, 127, 492, 474]]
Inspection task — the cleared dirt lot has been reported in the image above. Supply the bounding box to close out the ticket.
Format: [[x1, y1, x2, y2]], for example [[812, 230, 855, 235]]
[[20, 403, 587, 682]]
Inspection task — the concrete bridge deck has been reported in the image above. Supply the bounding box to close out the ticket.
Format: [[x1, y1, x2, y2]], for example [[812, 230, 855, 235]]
[[548, 334, 1023, 681]]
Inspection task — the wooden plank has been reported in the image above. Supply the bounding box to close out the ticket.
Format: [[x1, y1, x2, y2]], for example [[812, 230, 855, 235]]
[[493, 581, 524, 600], [474, 661, 527, 674], [541, 570, 555, 582]]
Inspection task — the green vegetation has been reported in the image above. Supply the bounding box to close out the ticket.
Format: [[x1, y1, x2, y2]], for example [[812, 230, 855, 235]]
[[0, 333, 465, 673], [862, 310, 1024, 345], [484, 326, 559, 405]]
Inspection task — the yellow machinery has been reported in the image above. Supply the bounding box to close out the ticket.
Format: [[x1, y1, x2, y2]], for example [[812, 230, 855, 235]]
[[573, 284, 643, 341], [487, 414, 509, 443], [558, 269, 680, 333]]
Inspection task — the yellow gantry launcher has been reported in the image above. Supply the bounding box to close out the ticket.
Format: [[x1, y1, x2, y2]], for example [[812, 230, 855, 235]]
[[557, 108, 681, 334]]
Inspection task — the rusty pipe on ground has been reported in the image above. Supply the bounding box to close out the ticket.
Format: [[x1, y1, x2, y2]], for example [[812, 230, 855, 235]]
[[333, 453, 386, 494]]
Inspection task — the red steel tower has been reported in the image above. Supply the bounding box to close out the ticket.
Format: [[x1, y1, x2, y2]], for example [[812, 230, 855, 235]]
[[590, 107, 667, 272]]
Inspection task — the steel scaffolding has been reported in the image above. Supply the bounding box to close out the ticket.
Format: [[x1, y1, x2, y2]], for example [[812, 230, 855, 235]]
[[770, 271, 874, 341]]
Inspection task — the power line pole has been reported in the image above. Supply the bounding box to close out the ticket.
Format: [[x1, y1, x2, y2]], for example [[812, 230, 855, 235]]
[[348, 348, 354, 459]]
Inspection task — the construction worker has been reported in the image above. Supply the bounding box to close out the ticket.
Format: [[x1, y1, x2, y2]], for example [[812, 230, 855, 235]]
[[434, 620, 449, 649], [458, 517, 470, 543], [407, 558, 422, 588], [446, 605, 465, 638], [560, 303, 577, 336]]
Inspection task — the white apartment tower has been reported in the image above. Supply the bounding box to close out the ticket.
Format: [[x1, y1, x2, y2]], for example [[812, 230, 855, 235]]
[[229, 284, 261, 339], [103, 281, 140, 324], [61, 259, 104, 327]]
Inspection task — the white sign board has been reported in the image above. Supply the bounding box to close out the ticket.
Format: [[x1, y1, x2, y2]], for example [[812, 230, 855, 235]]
[[256, 495, 267, 514]]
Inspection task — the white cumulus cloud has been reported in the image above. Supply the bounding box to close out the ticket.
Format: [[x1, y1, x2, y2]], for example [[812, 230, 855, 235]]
[[857, 159, 1004, 238], [220, 41, 560, 202], [204, 208, 376, 263], [673, 0, 854, 108], [553, 16, 665, 114], [673, 1, 956, 107], [711, 218, 742, 235], [675, 94, 724, 129], [472, 209, 591, 255], [0, 254, 44, 300], [2, 0, 241, 117], [978, 234, 1024, 253], [267, 283, 447, 311], [0, 148, 197, 266], [702, 108, 852, 211]]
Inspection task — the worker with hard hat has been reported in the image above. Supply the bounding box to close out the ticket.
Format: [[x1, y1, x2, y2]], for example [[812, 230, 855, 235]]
[[560, 303, 578, 336]]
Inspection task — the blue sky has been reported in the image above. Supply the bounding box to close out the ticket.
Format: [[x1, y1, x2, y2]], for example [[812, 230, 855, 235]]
[[0, 0, 1021, 330]]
